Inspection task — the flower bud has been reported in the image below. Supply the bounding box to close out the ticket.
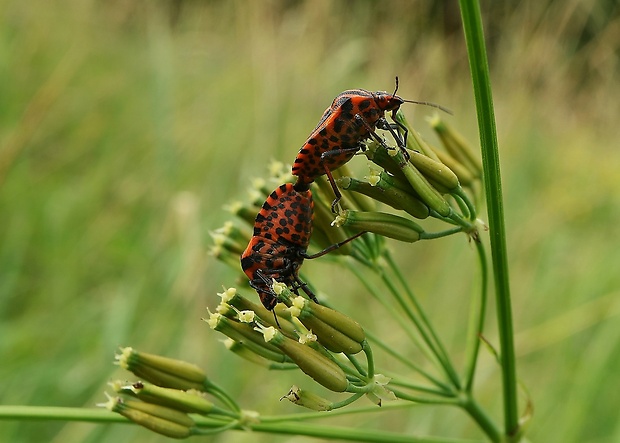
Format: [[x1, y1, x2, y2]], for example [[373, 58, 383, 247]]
[[429, 114, 482, 177], [364, 141, 410, 181], [126, 381, 215, 415], [260, 326, 348, 392], [280, 385, 333, 411], [102, 395, 194, 439], [337, 176, 429, 220], [116, 348, 207, 391], [388, 148, 452, 217], [290, 297, 365, 354], [392, 110, 441, 161], [407, 150, 460, 192], [332, 210, 423, 243], [224, 338, 290, 365], [220, 288, 298, 336], [206, 311, 284, 356], [432, 148, 475, 187]]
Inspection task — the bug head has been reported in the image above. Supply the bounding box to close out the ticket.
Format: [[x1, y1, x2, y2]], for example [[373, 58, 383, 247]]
[[388, 76, 453, 115]]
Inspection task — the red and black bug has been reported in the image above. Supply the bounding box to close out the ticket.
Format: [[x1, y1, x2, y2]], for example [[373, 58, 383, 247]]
[[241, 182, 364, 313], [292, 77, 447, 210]]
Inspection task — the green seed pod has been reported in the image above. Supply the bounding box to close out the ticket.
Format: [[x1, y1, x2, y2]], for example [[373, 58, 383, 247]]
[[207, 312, 284, 356], [107, 396, 194, 439], [389, 148, 452, 217], [407, 150, 460, 192], [333, 210, 422, 243], [337, 176, 430, 220], [432, 147, 475, 187], [116, 348, 207, 390], [429, 115, 482, 177], [281, 385, 333, 411], [392, 110, 441, 161], [302, 299, 366, 344], [128, 382, 215, 415], [263, 328, 348, 392]]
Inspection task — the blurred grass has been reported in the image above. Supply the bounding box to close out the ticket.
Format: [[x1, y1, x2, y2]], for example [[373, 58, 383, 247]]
[[1, 1, 619, 442]]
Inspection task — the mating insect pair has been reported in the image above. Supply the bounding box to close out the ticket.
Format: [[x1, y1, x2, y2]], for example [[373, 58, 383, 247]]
[[242, 79, 443, 313]]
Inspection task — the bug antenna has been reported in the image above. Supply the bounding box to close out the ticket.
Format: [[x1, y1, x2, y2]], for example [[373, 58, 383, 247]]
[[392, 76, 400, 96], [402, 99, 453, 115]]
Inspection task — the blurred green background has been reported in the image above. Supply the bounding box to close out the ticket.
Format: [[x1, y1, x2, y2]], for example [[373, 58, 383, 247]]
[[1, 1, 619, 442]]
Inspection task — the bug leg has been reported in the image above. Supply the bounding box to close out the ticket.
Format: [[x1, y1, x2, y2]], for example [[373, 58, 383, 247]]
[[390, 109, 409, 147], [319, 146, 363, 213], [293, 275, 320, 304], [376, 117, 411, 161], [302, 230, 367, 259], [323, 166, 343, 213]]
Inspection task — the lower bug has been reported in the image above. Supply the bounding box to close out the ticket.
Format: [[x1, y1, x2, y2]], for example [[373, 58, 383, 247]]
[[241, 182, 364, 315]]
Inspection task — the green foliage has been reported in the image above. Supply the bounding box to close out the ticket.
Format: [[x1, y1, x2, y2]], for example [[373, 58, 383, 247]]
[[1, 1, 619, 442]]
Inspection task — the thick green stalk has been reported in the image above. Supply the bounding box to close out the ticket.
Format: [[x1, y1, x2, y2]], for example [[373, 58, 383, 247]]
[[458, 0, 519, 437]]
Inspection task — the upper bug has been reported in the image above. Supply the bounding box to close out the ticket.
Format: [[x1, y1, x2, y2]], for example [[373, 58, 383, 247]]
[[292, 77, 448, 210]]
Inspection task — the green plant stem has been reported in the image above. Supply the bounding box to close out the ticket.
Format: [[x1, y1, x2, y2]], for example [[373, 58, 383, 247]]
[[392, 389, 460, 406], [330, 393, 366, 409], [459, 0, 519, 437], [462, 240, 488, 391], [419, 226, 464, 240], [259, 400, 421, 422], [363, 340, 376, 379], [452, 187, 477, 221], [0, 406, 485, 443], [345, 261, 451, 383], [382, 251, 462, 389], [204, 380, 241, 412], [377, 271, 459, 385], [346, 354, 368, 377], [387, 378, 457, 398], [365, 330, 454, 393], [459, 396, 502, 443]]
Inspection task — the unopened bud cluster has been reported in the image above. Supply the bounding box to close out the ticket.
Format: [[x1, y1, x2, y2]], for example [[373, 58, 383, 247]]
[[102, 347, 242, 439], [208, 286, 370, 395], [341, 110, 483, 240]]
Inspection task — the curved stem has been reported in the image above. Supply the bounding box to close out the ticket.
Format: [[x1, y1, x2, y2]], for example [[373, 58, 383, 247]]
[[387, 378, 457, 398], [382, 252, 462, 389], [391, 389, 460, 406], [365, 330, 455, 393], [462, 240, 488, 391], [330, 392, 365, 409], [204, 380, 241, 413], [363, 340, 376, 379], [345, 261, 453, 384], [452, 187, 478, 221], [420, 226, 464, 240], [459, 395, 502, 443]]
